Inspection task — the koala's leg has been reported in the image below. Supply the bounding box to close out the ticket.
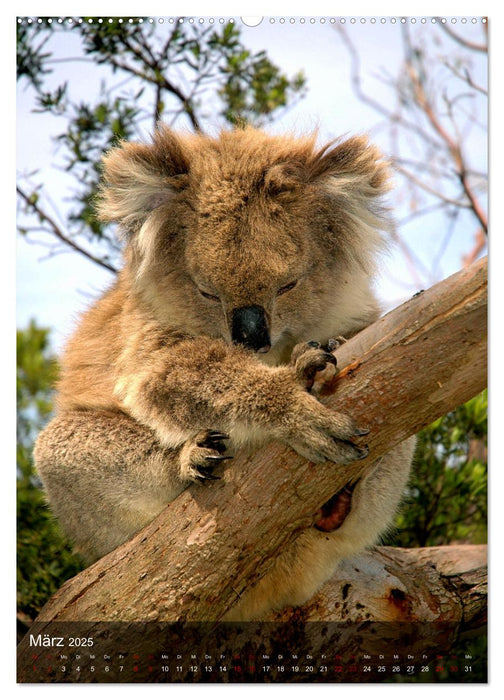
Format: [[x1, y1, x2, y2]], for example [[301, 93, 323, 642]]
[[34, 410, 229, 563], [226, 437, 415, 621]]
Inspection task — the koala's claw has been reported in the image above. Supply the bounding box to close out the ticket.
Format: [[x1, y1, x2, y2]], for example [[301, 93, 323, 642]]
[[197, 430, 229, 450], [353, 444, 370, 460], [279, 388, 371, 465], [194, 466, 222, 482], [326, 336, 347, 351], [316, 350, 337, 365], [180, 429, 232, 484], [290, 434, 368, 466]]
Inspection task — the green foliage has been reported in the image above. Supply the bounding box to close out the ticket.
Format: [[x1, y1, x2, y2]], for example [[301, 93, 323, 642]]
[[208, 22, 307, 124], [17, 322, 84, 619], [17, 321, 58, 445], [385, 390, 487, 548], [16, 22, 52, 89], [59, 96, 141, 240], [17, 18, 306, 272]]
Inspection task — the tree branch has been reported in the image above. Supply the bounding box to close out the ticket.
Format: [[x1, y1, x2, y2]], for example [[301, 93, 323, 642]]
[[271, 544, 487, 626], [105, 48, 202, 132], [16, 186, 117, 274], [436, 20, 488, 53], [21, 256, 486, 628]]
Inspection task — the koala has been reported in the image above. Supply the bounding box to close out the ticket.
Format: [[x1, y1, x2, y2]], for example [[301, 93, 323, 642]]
[[34, 126, 414, 621]]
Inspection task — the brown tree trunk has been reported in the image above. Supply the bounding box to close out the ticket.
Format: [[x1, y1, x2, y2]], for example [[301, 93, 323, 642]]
[[21, 257, 487, 628]]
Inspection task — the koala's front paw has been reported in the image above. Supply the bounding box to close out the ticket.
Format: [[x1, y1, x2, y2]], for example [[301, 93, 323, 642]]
[[290, 340, 338, 393], [278, 385, 369, 466], [179, 430, 232, 483]]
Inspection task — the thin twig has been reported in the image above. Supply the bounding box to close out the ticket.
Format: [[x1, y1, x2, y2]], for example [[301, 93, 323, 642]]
[[436, 20, 488, 53], [462, 228, 487, 267], [401, 35, 488, 234], [17, 186, 117, 274], [393, 164, 471, 209], [442, 60, 488, 96]]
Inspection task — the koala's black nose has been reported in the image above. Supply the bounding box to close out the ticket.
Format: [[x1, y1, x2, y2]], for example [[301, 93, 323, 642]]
[[231, 305, 271, 353]]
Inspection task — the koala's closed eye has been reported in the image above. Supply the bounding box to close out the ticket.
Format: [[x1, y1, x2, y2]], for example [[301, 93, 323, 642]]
[[277, 280, 297, 296], [199, 288, 220, 302]]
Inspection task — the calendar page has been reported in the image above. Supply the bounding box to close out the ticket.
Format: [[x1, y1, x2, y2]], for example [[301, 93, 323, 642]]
[[16, 14, 488, 684]]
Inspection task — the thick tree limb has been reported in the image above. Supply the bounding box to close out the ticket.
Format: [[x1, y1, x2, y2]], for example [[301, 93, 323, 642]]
[[272, 544, 487, 628], [27, 257, 487, 625]]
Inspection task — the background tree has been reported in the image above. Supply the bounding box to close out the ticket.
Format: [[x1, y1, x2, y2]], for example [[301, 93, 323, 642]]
[[16, 18, 306, 273], [384, 390, 487, 549], [16, 18, 487, 622], [17, 322, 84, 629], [336, 18, 488, 288]]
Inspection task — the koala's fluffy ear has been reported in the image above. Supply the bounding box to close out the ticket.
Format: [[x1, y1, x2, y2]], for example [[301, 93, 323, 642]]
[[308, 135, 393, 262], [96, 125, 189, 235], [309, 135, 391, 198]]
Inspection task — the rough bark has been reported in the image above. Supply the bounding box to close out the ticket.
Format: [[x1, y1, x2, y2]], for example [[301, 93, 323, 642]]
[[26, 257, 488, 626], [272, 544, 487, 628]]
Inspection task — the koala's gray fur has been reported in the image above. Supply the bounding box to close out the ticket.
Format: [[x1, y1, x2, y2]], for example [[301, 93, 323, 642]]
[[34, 126, 414, 620]]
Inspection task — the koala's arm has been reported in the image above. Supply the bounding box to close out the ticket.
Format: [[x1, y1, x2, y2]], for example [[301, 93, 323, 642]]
[[111, 331, 368, 465], [36, 330, 366, 562], [37, 333, 365, 561]]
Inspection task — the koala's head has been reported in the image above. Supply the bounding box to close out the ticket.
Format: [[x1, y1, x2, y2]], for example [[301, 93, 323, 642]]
[[97, 126, 392, 360]]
